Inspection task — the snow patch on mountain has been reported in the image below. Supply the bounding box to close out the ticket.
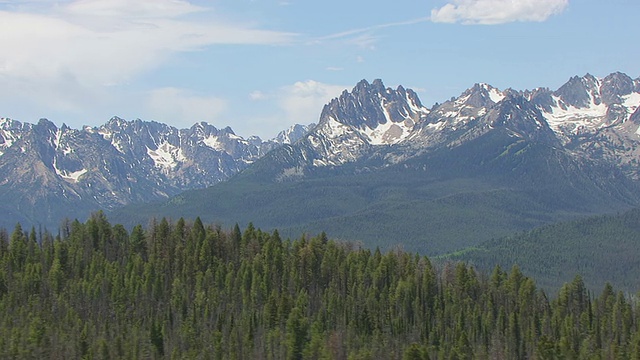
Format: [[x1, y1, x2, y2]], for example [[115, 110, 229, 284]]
[[326, 116, 355, 138], [0, 118, 23, 155], [57, 168, 88, 183], [362, 118, 414, 145], [488, 87, 506, 104], [52, 156, 87, 183], [202, 135, 226, 152], [623, 93, 640, 119], [307, 117, 369, 166], [0, 129, 16, 153], [406, 92, 429, 115], [146, 141, 185, 170], [542, 94, 608, 134]]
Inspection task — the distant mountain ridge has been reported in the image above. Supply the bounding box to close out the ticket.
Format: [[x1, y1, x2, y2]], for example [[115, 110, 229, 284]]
[[0, 116, 312, 227]]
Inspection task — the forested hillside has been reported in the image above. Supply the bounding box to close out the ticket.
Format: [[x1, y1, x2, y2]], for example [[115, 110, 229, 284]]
[[1, 214, 640, 359], [444, 208, 640, 293]]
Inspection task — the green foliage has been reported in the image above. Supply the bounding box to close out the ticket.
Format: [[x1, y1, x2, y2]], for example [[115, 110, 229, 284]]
[[112, 140, 638, 257], [0, 215, 639, 358], [444, 208, 640, 293]]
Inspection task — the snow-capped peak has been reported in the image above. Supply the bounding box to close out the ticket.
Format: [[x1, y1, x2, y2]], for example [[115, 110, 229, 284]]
[[316, 79, 429, 147], [274, 123, 313, 145], [537, 72, 640, 137]]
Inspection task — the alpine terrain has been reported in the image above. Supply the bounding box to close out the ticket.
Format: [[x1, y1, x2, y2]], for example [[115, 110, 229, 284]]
[[0, 117, 312, 228], [112, 72, 640, 254]]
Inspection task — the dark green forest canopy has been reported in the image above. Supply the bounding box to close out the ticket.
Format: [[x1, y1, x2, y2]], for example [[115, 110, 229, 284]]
[[444, 208, 640, 294], [1, 213, 639, 359]]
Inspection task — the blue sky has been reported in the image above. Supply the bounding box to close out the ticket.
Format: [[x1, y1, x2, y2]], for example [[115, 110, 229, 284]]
[[0, 0, 638, 138]]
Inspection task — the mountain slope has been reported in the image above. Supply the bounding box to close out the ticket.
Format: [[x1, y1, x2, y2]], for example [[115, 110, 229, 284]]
[[115, 123, 637, 255], [442, 207, 640, 293], [112, 75, 640, 254]]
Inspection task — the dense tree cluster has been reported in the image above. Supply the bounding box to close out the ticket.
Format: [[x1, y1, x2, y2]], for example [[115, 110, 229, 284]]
[[0, 213, 639, 359], [447, 208, 640, 293]]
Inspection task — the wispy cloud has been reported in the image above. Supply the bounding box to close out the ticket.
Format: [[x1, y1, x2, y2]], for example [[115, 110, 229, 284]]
[[0, 0, 295, 117], [431, 0, 569, 25], [0, 0, 295, 84], [312, 17, 428, 47], [249, 91, 268, 101], [64, 0, 203, 18]]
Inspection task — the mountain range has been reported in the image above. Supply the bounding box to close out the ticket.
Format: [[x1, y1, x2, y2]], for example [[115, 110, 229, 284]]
[[111, 72, 640, 254], [0, 116, 312, 228], [2, 72, 640, 256]]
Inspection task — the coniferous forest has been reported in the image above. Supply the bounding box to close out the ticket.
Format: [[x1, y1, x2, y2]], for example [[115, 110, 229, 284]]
[[1, 213, 640, 359]]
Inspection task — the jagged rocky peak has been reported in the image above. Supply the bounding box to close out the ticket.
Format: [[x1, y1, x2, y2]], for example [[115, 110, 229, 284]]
[[485, 92, 555, 141], [0, 117, 27, 135], [460, 83, 506, 108], [220, 126, 240, 138], [525, 87, 555, 113], [33, 119, 62, 151], [554, 73, 601, 108], [426, 83, 506, 127], [35, 118, 58, 132], [320, 79, 428, 130], [0, 117, 18, 128], [106, 116, 129, 127], [533, 71, 640, 137], [600, 72, 635, 105], [247, 135, 264, 147], [353, 78, 385, 95], [186, 121, 212, 138], [102, 117, 147, 136], [0, 118, 24, 152], [274, 123, 313, 145]]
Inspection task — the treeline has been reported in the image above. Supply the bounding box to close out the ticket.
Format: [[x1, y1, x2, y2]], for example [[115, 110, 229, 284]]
[[0, 213, 639, 359]]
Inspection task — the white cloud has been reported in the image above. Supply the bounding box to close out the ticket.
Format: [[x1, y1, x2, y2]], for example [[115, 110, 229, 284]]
[[146, 87, 227, 127], [64, 0, 203, 18], [431, 0, 569, 25], [249, 91, 268, 101], [0, 0, 294, 86], [0, 0, 295, 123]]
